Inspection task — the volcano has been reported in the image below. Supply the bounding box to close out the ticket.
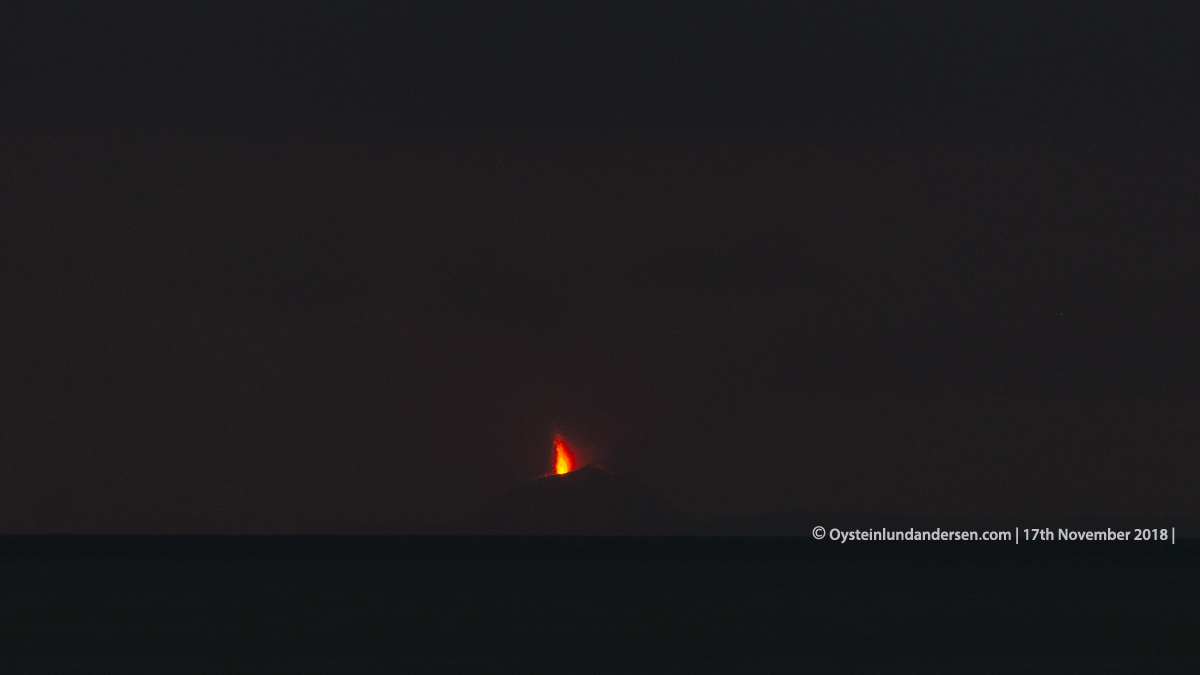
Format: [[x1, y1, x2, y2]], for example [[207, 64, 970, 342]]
[[459, 464, 693, 535]]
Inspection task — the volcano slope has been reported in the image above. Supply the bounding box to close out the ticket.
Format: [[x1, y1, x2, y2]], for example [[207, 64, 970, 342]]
[[459, 464, 693, 535]]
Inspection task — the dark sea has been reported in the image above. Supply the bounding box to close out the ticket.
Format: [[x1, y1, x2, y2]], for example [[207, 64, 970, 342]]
[[1, 536, 1196, 673]]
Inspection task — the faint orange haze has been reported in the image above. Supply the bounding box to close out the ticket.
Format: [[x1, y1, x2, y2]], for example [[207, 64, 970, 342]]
[[554, 435, 577, 475]]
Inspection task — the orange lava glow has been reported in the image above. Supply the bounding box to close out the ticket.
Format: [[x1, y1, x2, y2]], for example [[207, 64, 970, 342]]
[[554, 435, 577, 475]]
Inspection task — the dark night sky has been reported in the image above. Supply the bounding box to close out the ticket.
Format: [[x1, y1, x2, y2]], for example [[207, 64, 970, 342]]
[[2, 2, 1199, 533]]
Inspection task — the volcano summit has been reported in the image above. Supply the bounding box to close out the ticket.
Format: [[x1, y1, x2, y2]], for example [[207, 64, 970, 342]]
[[459, 464, 693, 536]]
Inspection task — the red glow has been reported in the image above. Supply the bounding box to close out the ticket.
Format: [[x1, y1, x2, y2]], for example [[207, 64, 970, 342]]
[[554, 435, 576, 475]]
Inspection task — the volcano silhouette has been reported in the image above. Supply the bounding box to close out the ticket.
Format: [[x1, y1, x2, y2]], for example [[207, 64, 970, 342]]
[[459, 464, 693, 535]]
